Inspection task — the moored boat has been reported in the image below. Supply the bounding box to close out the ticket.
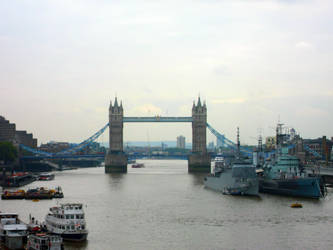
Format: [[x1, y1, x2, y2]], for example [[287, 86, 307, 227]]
[[45, 203, 88, 241], [1, 189, 25, 200], [132, 163, 144, 168], [27, 233, 63, 250], [38, 173, 55, 181], [0, 212, 28, 249], [204, 160, 259, 196], [204, 128, 259, 196], [25, 187, 53, 199], [1, 172, 36, 188], [259, 124, 326, 199]]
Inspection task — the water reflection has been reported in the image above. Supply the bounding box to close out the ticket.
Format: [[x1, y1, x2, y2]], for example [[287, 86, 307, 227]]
[[107, 173, 125, 189], [188, 173, 206, 186]]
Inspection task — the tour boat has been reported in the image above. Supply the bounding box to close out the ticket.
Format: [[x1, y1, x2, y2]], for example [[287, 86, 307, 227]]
[[45, 203, 88, 241], [26, 233, 63, 250], [0, 212, 28, 249]]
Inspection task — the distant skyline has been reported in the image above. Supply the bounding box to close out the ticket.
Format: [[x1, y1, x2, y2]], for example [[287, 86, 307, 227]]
[[1, 0, 332, 145]]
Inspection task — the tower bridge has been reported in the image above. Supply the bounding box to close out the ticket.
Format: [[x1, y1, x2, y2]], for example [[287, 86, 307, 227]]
[[18, 97, 254, 172], [105, 97, 211, 173]]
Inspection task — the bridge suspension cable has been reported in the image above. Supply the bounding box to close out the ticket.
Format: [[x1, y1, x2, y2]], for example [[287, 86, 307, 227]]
[[58, 123, 109, 155], [20, 123, 109, 157], [19, 144, 53, 157], [206, 123, 253, 157]]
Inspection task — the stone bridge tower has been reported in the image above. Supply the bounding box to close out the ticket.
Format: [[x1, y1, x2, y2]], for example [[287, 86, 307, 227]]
[[105, 97, 128, 173], [188, 97, 211, 172]]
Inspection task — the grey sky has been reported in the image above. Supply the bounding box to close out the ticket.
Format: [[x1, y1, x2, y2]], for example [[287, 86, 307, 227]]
[[1, 0, 332, 145]]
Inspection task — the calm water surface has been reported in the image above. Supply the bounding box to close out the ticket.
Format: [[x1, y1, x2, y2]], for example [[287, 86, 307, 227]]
[[1, 160, 333, 250]]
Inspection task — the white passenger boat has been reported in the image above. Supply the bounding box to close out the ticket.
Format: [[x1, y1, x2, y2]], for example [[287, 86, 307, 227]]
[[27, 233, 63, 250], [0, 212, 28, 249], [45, 203, 88, 241]]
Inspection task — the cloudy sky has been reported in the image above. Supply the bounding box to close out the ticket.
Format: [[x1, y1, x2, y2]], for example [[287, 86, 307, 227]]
[[1, 0, 332, 146]]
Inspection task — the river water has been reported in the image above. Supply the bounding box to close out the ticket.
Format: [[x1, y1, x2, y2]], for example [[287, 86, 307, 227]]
[[1, 160, 333, 250]]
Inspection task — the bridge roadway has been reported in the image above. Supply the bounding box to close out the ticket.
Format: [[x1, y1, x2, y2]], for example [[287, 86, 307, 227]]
[[20, 153, 189, 160], [123, 117, 193, 122]]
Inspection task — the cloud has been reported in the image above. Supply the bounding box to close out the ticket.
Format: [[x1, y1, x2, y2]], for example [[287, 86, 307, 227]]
[[129, 104, 162, 116], [211, 98, 246, 104], [295, 41, 314, 50]]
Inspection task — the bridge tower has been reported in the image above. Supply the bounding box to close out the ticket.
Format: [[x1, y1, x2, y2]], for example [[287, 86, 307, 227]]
[[188, 97, 211, 172], [105, 97, 128, 173]]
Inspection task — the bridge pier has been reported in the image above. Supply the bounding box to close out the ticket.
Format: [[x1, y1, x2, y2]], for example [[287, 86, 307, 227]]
[[105, 151, 127, 173], [188, 153, 211, 173]]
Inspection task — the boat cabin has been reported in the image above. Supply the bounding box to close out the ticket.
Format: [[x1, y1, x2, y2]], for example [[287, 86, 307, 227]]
[[27, 233, 63, 250]]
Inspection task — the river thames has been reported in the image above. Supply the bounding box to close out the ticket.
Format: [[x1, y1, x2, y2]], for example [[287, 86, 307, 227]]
[[1, 160, 333, 250]]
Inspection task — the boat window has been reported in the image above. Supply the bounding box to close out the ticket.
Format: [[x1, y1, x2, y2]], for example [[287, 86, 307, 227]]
[[66, 215, 70, 219], [67, 225, 70, 230], [76, 215, 80, 219], [71, 225, 75, 230], [71, 215, 74, 219]]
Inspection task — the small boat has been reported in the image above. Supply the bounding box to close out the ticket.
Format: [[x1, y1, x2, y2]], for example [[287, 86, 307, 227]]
[[0, 212, 28, 249], [45, 203, 88, 241], [1, 189, 25, 200], [27, 233, 63, 250], [32, 199, 40, 202], [132, 163, 144, 168], [291, 203, 303, 208], [38, 173, 55, 181]]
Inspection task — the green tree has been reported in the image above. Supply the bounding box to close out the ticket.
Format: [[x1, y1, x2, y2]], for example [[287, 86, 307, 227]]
[[0, 141, 18, 164]]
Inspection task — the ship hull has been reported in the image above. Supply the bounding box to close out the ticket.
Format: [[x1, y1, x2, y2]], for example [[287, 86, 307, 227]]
[[259, 177, 323, 198], [61, 232, 88, 242], [204, 169, 259, 196]]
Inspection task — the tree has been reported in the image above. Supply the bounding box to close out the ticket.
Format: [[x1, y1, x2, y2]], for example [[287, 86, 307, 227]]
[[0, 141, 18, 164]]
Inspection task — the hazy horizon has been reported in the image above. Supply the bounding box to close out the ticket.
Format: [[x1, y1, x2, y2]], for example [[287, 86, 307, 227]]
[[1, 0, 332, 145]]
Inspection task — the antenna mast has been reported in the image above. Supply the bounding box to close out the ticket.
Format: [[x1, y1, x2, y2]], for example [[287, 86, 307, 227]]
[[237, 127, 240, 158]]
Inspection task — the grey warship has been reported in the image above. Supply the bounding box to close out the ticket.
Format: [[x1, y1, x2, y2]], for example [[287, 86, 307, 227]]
[[204, 128, 259, 196]]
